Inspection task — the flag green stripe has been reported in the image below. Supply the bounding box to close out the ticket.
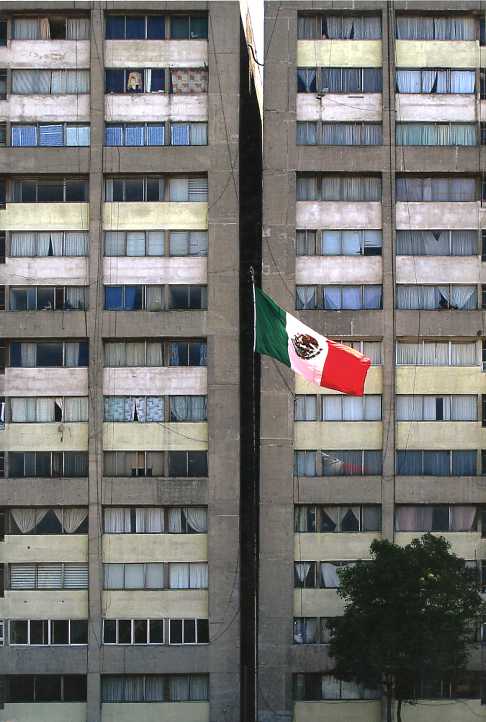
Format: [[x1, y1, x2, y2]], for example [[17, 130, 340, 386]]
[[254, 287, 291, 367]]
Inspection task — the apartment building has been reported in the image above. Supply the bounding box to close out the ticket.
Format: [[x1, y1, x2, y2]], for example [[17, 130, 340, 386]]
[[0, 3, 242, 722], [261, 3, 486, 722]]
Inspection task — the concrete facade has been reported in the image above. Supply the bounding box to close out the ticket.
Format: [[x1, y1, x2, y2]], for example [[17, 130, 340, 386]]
[[0, 3, 240, 722], [262, 2, 486, 721]]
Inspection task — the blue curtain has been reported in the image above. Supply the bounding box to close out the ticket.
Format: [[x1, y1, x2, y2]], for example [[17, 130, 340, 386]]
[[146, 124, 164, 145], [105, 126, 123, 146], [105, 287, 123, 310], [12, 126, 37, 147], [171, 124, 190, 146], [39, 124, 64, 147], [125, 125, 144, 146]]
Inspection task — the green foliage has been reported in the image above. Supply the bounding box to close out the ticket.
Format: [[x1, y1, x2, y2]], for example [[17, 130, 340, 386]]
[[328, 534, 483, 703]]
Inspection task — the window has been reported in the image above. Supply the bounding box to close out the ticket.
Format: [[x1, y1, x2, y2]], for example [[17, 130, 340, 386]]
[[396, 69, 475, 94], [103, 339, 207, 366], [297, 229, 383, 256], [10, 231, 88, 257], [396, 122, 477, 146], [8, 451, 88, 478], [105, 68, 165, 94], [298, 449, 383, 476], [11, 124, 90, 147], [395, 505, 477, 532], [10, 341, 88, 368], [9, 286, 88, 311], [0, 69, 6, 100], [5, 675, 87, 702], [396, 230, 477, 256], [297, 15, 381, 39], [396, 395, 477, 421], [102, 674, 209, 702], [104, 285, 207, 312], [297, 175, 382, 201], [103, 562, 208, 590], [396, 16, 476, 40], [168, 451, 208, 477], [102, 619, 165, 645], [9, 396, 88, 423], [0, 19, 7, 46], [297, 122, 382, 145], [168, 285, 207, 310], [12, 17, 89, 40], [103, 451, 164, 477], [104, 176, 207, 202], [105, 15, 165, 40], [293, 617, 335, 644], [9, 563, 88, 590], [9, 619, 88, 646], [296, 285, 383, 310], [6, 508, 88, 535], [104, 396, 164, 422], [12, 177, 88, 202], [0, 123, 6, 147], [294, 673, 380, 701], [395, 176, 477, 202], [396, 285, 477, 310], [170, 122, 208, 145], [331, 340, 382, 365], [0, 231, 5, 262], [297, 67, 382, 93], [170, 15, 208, 39], [169, 619, 209, 644], [11, 69, 90, 94], [105, 122, 164, 146], [300, 395, 383, 421], [104, 230, 208, 257], [294, 561, 355, 589], [295, 505, 382, 532], [397, 450, 477, 476], [396, 341, 477, 366], [169, 396, 207, 421], [103, 507, 207, 534]]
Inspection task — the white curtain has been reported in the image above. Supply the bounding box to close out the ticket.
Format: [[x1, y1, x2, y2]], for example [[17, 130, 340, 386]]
[[11, 232, 36, 257], [13, 18, 40, 39], [295, 451, 317, 477], [146, 286, 164, 311], [190, 563, 208, 588], [321, 562, 340, 588], [145, 677, 165, 702], [11, 398, 34, 422], [169, 509, 183, 533], [396, 70, 422, 93], [64, 343, 80, 367], [11, 508, 38, 533], [322, 675, 341, 699], [65, 287, 87, 310], [135, 508, 164, 533], [451, 395, 477, 421], [185, 507, 207, 532], [104, 509, 131, 533], [170, 563, 189, 589], [396, 395, 423, 421], [66, 18, 90, 40], [124, 564, 144, 589], [64, 397, 88, 422], [147, 231, 164, 256], [56, 507, 88, 533], [145, 563, 164, 588], [296, 286, 316, 310], [295, 561, 311, 584], [146, 342, 163, 366], [450, 506, 476, 531], [64, 231, 88, 256], [170, 677, 190, 702], [190, 675, 209, 701]]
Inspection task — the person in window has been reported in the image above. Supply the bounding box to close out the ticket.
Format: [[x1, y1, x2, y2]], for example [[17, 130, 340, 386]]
[[127, 71, 143, 92]]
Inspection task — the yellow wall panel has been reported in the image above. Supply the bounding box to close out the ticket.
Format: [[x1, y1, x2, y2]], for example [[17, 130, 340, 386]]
[[0, 423, 88, 451], [396, 367, 484, 395], [2, 534, 87, 563], [0, 204, 89, 230], [102, 702, 209, 722], [103, 422, 208, 451], [294, 701, 381, 722], [0, 591, 88, 619], [103, 534, 208, 563], [293, 589, 344, 617], [294, 533, 379, 561], [0, 703, 87, 722], [396, 422, 480, 450], [297, 40, 382, 67], [294, 422, 382, 450], [102, 590, 208, 618], [103, 203, 207, 230], [395, 40, 479, 68]]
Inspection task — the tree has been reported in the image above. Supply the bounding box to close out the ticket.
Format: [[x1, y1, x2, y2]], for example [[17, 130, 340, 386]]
[[328, 534, 484, 722]]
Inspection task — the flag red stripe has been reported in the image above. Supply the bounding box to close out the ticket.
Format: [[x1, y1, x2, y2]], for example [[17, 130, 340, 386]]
[[320, 341, 371, 396]]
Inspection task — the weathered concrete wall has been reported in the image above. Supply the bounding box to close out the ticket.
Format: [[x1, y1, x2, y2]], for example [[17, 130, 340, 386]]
[[101, 702, 209, 722], [103, 202, 207, 230], [396, 94, 477, 123], [4, 368, 88, 397], [296, 202, 382, 229], [102, 534, 208, 562], [102, 590, 207, 618], [105, 94, 208, 122], [296, 256, 382, 284], [295, 421, 383, 449], [396, 40, 479, 67], [297, 40, 382, 67], [102, 422, 208, 451], [294, 532, 381, 560], [0, 40, 90, 67], [395, 202, 480, 229], [297, 94, 382, 122], [0, 204, 89, 231], [103, 257, 207, 285], [0, 95, 90, 121], [103, 367, 207, 396], [0, 590, 88, 618], [396, 256, 481, 284], [105, 39, 208, 67], [0, 258, 88, 285], [2, 534, 88, 562], [0, 703, 88, 722]]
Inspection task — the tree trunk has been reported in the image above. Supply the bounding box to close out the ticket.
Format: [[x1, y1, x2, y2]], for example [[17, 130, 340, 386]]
[[397, 699, 403, 722]]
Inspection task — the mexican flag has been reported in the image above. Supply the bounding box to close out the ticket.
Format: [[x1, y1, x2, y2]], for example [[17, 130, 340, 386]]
[[254, 287, 370, 396]]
